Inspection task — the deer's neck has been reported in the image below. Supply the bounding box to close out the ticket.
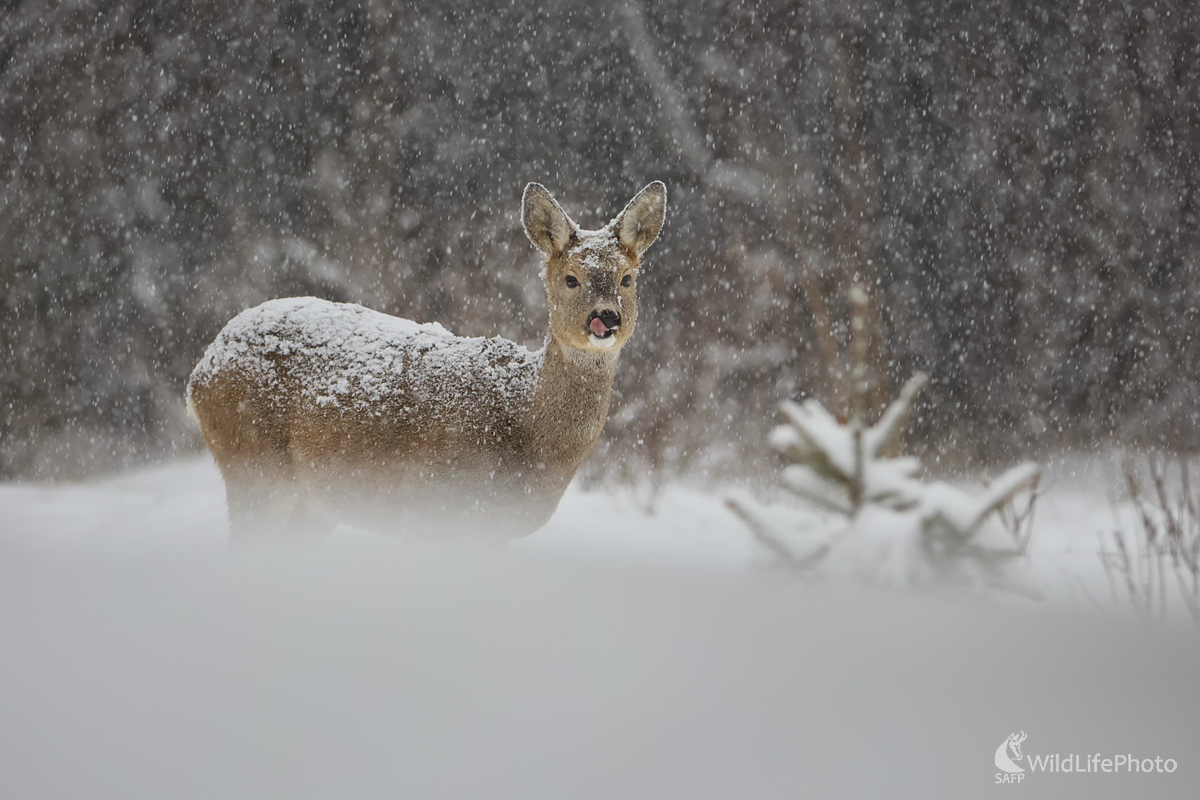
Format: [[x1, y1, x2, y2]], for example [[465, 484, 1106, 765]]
[[525, 336, 620, 469]]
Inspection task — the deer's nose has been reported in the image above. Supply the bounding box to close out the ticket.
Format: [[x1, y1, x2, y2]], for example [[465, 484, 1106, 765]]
[[587, 309, 621, 338]]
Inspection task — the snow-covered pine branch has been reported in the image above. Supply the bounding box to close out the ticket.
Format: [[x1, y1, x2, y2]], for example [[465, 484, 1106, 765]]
[[730, 372, 1041, 594]]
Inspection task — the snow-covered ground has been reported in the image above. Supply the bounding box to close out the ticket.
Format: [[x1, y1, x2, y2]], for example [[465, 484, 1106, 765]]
[[1, 456, 1197, 799], [0, 452, 1136, 600]]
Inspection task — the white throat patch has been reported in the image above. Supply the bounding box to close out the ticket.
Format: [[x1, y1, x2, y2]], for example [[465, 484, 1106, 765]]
[[589, 334, 617, 349]]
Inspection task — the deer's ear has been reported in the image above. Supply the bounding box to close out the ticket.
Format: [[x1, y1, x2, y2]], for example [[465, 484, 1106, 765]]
[[613, 181, 666, 257], [523, 183, 575, 257]]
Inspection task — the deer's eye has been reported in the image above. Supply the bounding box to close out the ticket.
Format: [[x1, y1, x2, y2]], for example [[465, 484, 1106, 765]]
[[565, 275, 580, 288], [621, 274, 633, 287]]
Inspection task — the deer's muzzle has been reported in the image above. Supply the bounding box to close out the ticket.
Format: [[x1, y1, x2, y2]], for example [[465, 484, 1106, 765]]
[[588, 309, 621, 338]]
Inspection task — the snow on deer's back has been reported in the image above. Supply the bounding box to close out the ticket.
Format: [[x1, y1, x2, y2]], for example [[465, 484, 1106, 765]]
[[187, 182, 666, 540], [191, 297, 541, 423]]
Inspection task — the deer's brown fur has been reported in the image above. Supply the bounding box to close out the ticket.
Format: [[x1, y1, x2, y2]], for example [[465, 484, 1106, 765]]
[[187, 182, 666, 539]]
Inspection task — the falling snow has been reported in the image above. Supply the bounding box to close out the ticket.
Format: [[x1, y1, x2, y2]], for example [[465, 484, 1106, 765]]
[[3, 3, 1200, 795], [3, 2, 1199, 480]]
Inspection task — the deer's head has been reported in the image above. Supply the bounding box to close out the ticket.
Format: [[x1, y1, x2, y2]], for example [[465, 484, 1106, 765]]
[[523, 182, 666, 355]]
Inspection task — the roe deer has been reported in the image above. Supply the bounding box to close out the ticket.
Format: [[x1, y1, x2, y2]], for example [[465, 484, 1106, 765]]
[[187, 182, 666, 539]]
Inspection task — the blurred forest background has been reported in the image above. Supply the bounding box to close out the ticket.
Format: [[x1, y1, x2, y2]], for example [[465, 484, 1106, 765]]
[[2, 0, 1198, 483]]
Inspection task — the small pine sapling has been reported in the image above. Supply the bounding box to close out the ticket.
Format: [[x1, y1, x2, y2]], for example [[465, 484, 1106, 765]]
[[729, 285, 1041, 592]]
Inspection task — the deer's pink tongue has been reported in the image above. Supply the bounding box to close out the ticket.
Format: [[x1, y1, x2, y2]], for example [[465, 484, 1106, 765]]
[[589, 317, 610, 336]]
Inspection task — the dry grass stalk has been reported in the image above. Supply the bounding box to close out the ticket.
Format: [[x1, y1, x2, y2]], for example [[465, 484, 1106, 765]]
[[1103, 454, 1200, 627]]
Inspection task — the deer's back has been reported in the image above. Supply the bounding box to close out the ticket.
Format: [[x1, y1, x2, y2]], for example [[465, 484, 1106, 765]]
[[188, 298, 546, 502]]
